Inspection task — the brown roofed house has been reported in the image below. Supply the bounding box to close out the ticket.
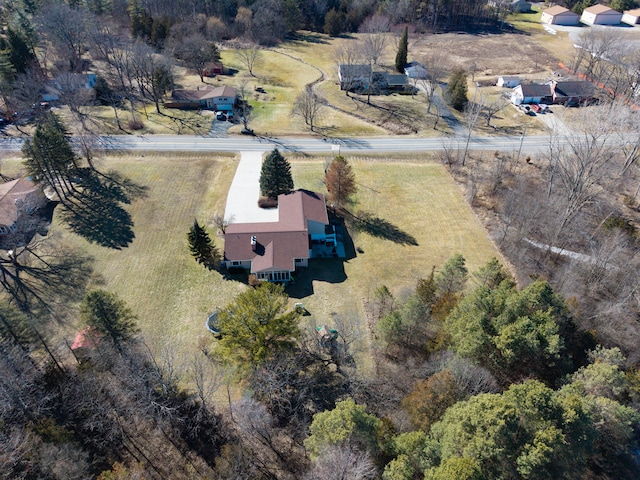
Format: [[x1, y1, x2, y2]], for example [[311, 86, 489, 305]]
[[223, 190, 335, 282], [0, 178, 47, 237]]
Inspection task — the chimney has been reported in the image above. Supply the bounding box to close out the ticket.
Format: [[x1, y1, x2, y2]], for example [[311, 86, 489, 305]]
[[251, 235, 257, 252]]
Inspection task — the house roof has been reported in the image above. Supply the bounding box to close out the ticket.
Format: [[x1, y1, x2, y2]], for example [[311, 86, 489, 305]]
[[624, 8, 640, 16], [405, 64, 428, 79], [71, 326, 101, 351], [172, 85, 237, 102], [543, 5, 577, 16], [552, 81, 594, 97], [338, 64, 372, 78], [0, 178, 43, 227], [518, 84, 551, 97], [583, 4, 618, 14], [386, 74, 409, 86], [224, 190, 328, 272]]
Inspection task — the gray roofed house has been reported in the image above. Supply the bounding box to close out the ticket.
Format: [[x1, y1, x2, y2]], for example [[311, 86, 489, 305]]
[[511, 84, 553, 104], [550, 81, 594, 104], [338, 64, 372, 90], [404, 63, 428, 79], [165, 85, 237, 110]]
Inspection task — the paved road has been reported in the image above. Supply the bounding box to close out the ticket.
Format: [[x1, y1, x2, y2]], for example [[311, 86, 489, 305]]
[[0, 133, 563, 156]]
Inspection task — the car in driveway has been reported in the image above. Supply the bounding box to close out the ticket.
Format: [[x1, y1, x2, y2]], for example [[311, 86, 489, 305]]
[[215, 111, 227, 121]]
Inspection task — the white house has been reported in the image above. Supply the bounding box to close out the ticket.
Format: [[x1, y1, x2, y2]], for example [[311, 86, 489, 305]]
[[621, 8, 640, 25], [581, 4, 622, 25], [497, 75, 520, 88], [511, 84, 552, 105], [541, 6, 580, 25]]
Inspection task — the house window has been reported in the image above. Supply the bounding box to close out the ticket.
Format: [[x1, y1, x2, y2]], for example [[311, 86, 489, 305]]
[[231, 261, 241, 266], [295, 258, 304, 263]]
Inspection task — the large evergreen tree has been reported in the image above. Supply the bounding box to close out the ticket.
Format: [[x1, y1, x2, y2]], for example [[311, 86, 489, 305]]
[[395, 26, 408, 73], [325, 155, 356, 207], [446, 69, 468, 111], [22, 112, 79, 203], [80, 290, 139, 348], [259, 148, 294, 199], [187, 219, 219, 270]]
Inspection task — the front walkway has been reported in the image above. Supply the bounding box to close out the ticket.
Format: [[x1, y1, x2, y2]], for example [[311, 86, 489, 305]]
[[224, 151, 279, 224]]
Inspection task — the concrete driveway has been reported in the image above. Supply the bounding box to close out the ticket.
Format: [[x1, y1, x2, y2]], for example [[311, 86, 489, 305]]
[[224, 151, 279, 224]]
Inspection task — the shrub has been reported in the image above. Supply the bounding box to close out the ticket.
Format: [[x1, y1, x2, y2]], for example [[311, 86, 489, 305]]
[[128, 119, 144, 130], [258, 196, 278, 208]]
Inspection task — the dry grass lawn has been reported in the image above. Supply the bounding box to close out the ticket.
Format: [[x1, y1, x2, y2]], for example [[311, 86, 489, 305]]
[[46, 153, 245, 362], [0, 151, 504, 383], [289, 156, 504, 371]]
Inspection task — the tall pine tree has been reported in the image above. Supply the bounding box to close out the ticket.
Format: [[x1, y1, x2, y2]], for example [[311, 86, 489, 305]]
[[446, 69, 468, 111], [395, 26, 408, 73], [188, 220, 219, 270], [260, 148, 294, 199], [22, 113, 79, 203]]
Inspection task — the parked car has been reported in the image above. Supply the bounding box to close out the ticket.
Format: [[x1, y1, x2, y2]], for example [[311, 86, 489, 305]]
[[530, 104, 541, 113], [215, 111, 227, 121]]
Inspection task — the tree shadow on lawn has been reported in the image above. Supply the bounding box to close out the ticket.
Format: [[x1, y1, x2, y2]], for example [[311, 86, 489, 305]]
[[61, 170, 147, 249], [343, 209, 418, 246]]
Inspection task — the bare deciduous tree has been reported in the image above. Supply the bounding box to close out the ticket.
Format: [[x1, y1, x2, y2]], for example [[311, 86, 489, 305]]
[[237, 47, 261, 77], [303, 444, 378, 480], [293, 90, 323, 131]]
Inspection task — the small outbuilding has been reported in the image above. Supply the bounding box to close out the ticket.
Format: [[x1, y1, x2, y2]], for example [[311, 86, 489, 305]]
[[622, 8, 640, 25], [497, 75, 520, 88], [581, 4, 622, 25], [203, 61, 224, 77], [541, 6, 580, 25]]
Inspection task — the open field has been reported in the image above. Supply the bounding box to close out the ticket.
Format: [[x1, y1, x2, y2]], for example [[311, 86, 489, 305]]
[[5, 152, 504, 379]]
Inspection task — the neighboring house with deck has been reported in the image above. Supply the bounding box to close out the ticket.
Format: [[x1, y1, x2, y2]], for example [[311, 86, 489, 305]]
[[165, 85, 237, 110], [541, 6, 580, 25], [0, 178, 47, 236], [223, 190, 337, 282]]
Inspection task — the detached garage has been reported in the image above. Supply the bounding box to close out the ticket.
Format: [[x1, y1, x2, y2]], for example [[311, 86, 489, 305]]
[[541, 6, 580, 25], [622, 8, 640, 25], [581, 4, 622, 25]]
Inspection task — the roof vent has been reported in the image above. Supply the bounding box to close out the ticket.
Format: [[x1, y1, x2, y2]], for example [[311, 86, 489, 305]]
[[251, 235, 257, 251]]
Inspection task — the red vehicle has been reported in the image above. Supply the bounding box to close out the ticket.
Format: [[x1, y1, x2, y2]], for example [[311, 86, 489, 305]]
[[530, 104, 541, 113]]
